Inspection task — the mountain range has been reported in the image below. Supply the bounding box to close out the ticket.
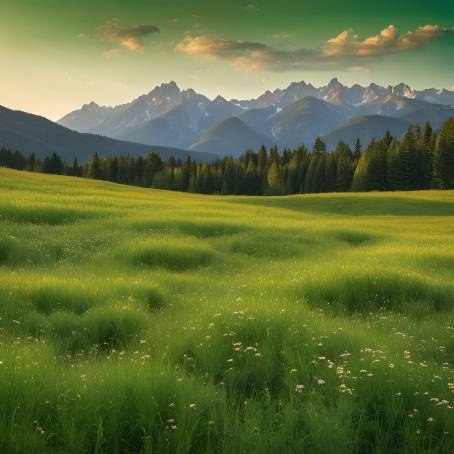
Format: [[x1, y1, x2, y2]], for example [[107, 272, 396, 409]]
[[58, 79, 454, 155], [1, 79, 454, 164]]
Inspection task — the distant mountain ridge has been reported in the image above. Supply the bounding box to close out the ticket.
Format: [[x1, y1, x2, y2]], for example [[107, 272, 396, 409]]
[[58, 79, 454, 155], [189, 117, 274, 157], [321, 115, 411, 149], [0, 105, 217, 162]]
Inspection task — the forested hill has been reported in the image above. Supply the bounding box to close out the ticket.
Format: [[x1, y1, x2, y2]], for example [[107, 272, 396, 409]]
[[0, 105, 217, 163], [1, 119, 454, 195]]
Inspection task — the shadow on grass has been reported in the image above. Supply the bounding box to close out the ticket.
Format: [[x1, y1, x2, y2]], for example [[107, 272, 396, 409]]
[[230, 195, 454, 217]]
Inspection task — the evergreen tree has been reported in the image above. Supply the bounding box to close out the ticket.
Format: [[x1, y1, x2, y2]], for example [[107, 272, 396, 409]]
[[434, 118, 454, 188], [187, 173, 198, 193], [71, 157, 80, 177], [352, 139, 387, 191], [312, 137, 326, 152], [26, 152, 36, 171], [336, 151, 353, 192], [353, 138, 362, 162], [395, 126, 418, 190], [266, 161, 285, 195], [387, 140, 401, 190], [42, 152, 64, 174], [324, 153, 337, 192], [423, 122, 435, 188], [244, 159, 258, 195], [87, 152, 101, 179], [221, 158, 236, 194]]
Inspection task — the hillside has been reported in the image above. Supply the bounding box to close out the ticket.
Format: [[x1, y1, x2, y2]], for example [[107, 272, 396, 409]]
[[270, 96, 351, 147], [0, 105, 217, 162], [0, 167, 453, 452], [321, 115, 411, 148], [189, 117, 274, 156]]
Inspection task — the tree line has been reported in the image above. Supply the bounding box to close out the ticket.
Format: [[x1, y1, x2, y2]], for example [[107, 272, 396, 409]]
[[1, 118, 454, 193]]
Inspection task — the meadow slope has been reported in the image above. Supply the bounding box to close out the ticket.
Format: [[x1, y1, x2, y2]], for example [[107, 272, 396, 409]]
[[0, 168, 453, 453]]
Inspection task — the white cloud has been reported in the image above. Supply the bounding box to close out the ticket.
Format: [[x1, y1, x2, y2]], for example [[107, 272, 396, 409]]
[[176, 24, 454, 72], [272, 32, 290, 39], [98, 19, 160, 53]]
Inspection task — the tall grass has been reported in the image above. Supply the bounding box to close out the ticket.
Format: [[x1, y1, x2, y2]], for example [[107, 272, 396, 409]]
[[0, 168, 453, 453]]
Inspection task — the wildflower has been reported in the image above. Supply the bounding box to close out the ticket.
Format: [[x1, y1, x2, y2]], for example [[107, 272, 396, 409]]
[[317, 379, 326, 385], [295, 384, 305, 393], [427, 417, 434, 423], [208, 420, 215, 426], [290, 368, 298, 374], [189, 403, 197, 410]]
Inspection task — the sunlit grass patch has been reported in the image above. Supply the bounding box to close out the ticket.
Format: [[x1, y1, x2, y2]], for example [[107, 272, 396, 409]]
[[418, 253, 454, 273], [49, 304, 148, 353], [121, 283, 168, 311], [297, 269, 453, 314], [177, 220, 247, 238], [0, 203, 101, 225], [0, 274, 101, 323], [0, 341, 225, 453], [228, 233, 307, 259], [125, 239, 217, 271], [30, 285, 95, 315], [169, 311, 289, 397]]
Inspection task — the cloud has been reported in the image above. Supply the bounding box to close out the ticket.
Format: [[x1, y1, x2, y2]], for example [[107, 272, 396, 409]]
[[272, 32, 290, 39], [176, 24, 454, 71], [98, 19, 159, 52]]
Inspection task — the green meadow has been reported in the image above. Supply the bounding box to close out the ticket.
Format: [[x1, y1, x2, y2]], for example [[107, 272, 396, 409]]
[[0, 167, 453, 453]]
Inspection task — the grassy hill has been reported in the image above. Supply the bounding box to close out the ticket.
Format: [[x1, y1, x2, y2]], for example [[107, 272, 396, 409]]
[[1, 168, 454, 453]]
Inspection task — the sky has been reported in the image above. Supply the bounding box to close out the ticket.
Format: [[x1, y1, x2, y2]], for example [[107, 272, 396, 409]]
[[1, 0, 454, 120]]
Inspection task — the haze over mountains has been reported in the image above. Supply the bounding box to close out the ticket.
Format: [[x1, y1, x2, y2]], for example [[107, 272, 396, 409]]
[[58, 78, 454, 156], [0, 105, 217, 162], [2, 78, 454, 163]]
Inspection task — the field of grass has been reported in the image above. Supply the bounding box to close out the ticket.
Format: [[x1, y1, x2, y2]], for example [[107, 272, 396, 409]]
[[0, 167, 453, 453]]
